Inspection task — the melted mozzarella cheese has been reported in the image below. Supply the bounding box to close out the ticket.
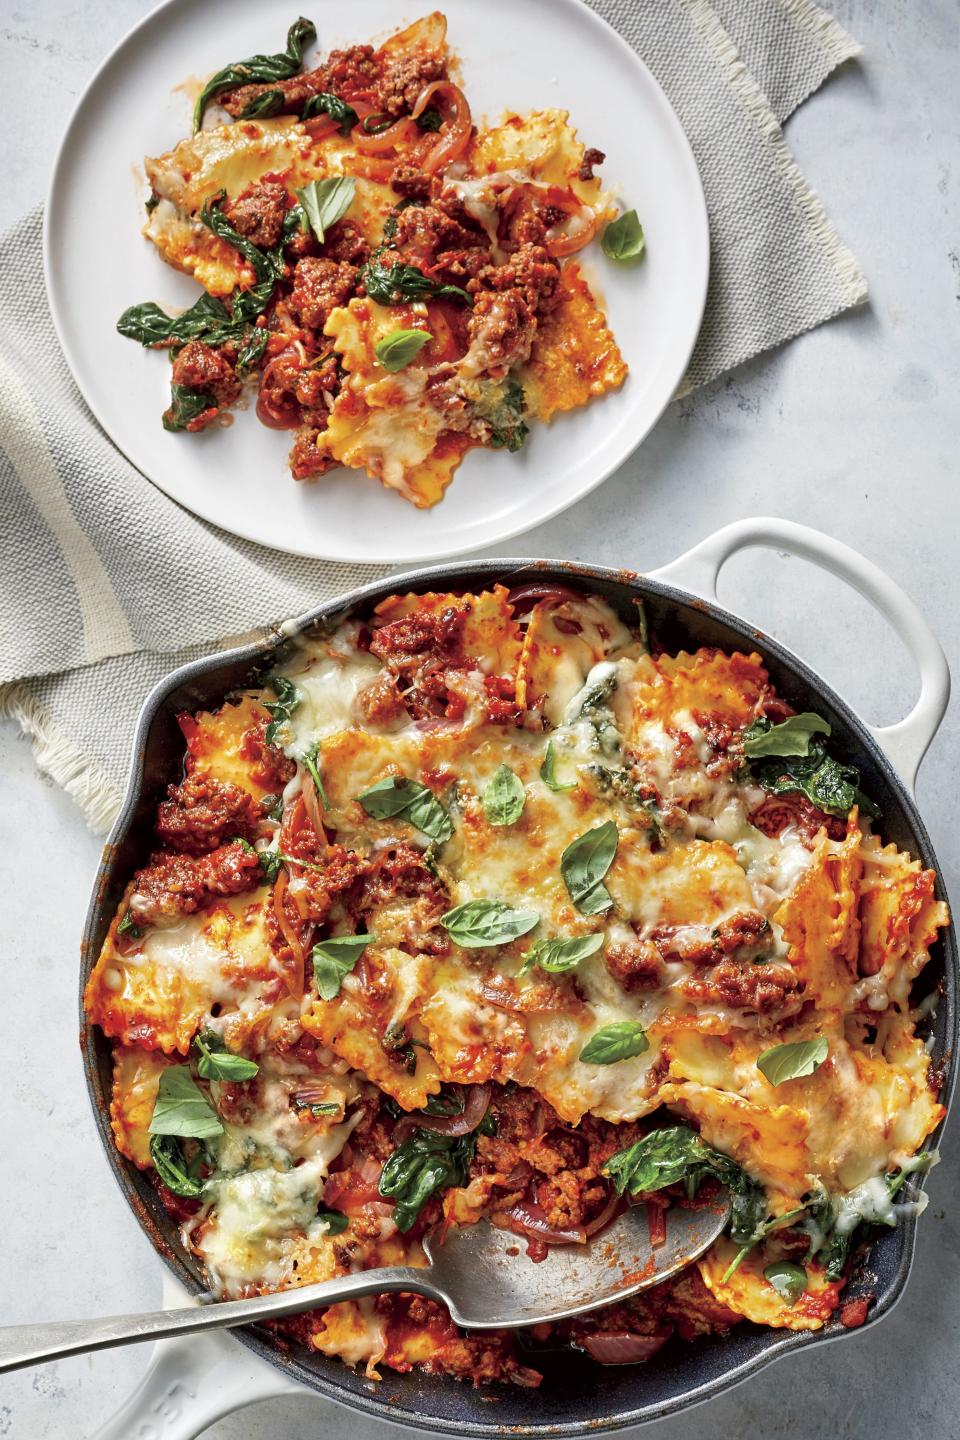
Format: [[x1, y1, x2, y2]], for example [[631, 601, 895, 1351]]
[[276, 648, 383, 758], [87, 890, 282, 1054], [195, 1116, 360, 1296]]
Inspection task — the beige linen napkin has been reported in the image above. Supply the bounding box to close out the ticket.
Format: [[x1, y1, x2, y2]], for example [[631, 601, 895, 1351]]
[[0, 0, 866, 829]]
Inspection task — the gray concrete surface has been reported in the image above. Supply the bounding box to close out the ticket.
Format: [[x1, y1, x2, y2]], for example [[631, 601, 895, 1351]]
[[1, 1, 958, 1436]]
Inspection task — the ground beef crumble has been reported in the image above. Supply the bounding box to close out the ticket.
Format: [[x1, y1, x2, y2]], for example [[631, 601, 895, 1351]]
[[224, 179, 290, 249], [170, 342, 240, 409], [128, 840, 262, 926], [288, 258, 359, 331], [154, 774, 261, 855]]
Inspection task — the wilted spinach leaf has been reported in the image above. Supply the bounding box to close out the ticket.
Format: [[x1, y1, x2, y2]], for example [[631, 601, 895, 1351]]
[[163, 385, 215, 432], [379, 1128, 477, 1231], [193, 17, 317, 131], [746, 721, 878, 819], [359, 258, 471, 307], [301, 92, 358, 134], [263, 674, 300, 746], [149, 1134, 204, 1198]]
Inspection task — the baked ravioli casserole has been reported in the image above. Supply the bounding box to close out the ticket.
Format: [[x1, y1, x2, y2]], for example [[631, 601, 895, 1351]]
[[117, 13, 633, 507], [85, 584, 948, 1382]]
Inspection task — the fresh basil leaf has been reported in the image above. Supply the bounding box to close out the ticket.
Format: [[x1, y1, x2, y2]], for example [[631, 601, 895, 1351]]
[[379, 1128, 477, 1232], [763, 1260, 807, 1303], [523, 932, 604, 974], [601, 208, 645, 263], [540, 740, 574, 792], [442, 899, 539, 949], [192, 1029, 259, 1082], [149, 1134, 204, 1198], [238, 88, 285, 119], [561, 821, 618, 915], [295, 177, 356, 244], [149, 1066, 224, 1139], [301, 742, 329, 806], [315, 1206, 349, 1235], [359, 258, 472, 307], [357, 776, 453, 843], [579, 1020, 648, 1065], [374, 328, 432, 373], [757, 1036, 828, 1086], [312, 934, 373, 1001], [264, 674, 300, 746], [163, 385, 215, 432], [117, 911, 144, 940], [356, 775, 416, 819], [744, 713, 831, 759], [301, 92, 359, 134], [482, 765, 526, 826], [193, 17, 317, 131]]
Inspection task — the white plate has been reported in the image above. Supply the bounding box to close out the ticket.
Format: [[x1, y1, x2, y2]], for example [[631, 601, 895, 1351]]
[[45, 0, 708, 563]]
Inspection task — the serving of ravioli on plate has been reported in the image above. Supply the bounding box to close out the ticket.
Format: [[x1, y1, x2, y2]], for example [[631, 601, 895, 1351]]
[[118, 11, 634, 509]]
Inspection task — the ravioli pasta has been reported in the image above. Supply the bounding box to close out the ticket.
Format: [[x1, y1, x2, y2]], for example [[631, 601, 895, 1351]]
[[86, 585, 947, 1383], [119, 12, 628, 507]]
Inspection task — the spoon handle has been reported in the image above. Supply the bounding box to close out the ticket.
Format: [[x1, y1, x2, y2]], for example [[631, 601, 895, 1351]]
[[0, 1266, 437, 1373]]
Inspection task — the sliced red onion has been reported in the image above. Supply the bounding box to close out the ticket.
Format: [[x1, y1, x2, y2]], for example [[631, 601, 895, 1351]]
[[504, 1200, 587, 1246], [506, 581, 584, 614], [394, 1083, 491, 1142], [582, 1190, 622, 1237], [580, 1330, 672, 1365]]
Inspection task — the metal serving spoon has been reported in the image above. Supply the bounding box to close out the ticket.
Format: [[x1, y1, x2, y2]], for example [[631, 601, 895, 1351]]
[[0, 1198, 729, 1374]]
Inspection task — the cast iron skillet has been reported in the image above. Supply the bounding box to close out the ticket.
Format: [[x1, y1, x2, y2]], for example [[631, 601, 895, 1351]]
[[80, 519, 955, 1436]]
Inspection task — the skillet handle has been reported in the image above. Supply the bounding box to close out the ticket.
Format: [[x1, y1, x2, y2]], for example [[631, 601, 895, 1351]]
[[648, 517, 950, 797], [91, 1325, 301, 1440]]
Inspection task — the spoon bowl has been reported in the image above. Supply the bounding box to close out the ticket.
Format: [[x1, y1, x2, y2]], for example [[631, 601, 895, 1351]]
[[425, 1200, 731, 1329]]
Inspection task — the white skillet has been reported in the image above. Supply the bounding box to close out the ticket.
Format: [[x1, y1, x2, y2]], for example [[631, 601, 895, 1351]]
[[87, 515, 950, 1438]]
